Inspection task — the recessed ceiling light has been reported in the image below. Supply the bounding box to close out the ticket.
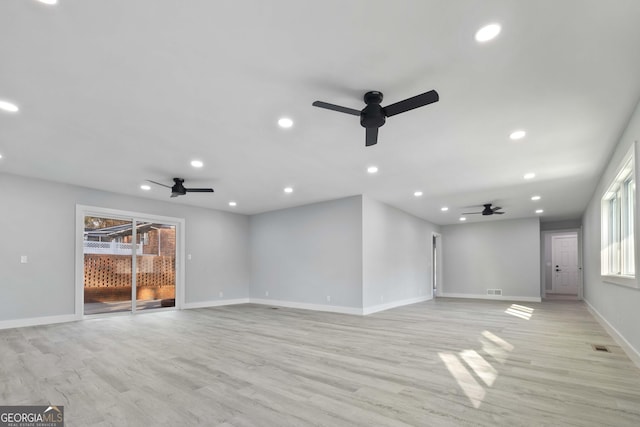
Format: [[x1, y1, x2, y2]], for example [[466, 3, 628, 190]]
[[535, 209, 544, 214], [278, 117, 293, 128], [414, 191, 423, 197], [284, 187, 293, 193], [367, 166, 379, 174], [0, 153, 3, 159], [459, 217, 467, 221], [531, 195, 541, 201], [190, 160, 203, 168], [229, 201, 237, 207], [441, 207, 449, 212], [37, 0, 58, 4], [0, 100, 19, 113], [475, 23, 501, 42], [140, 184, 151, 191], [524, 172, 536, 180], [510, 130, 526, 140]]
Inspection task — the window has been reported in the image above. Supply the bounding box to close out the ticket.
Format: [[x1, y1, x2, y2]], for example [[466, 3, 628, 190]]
[[601, 148, 636, 283]]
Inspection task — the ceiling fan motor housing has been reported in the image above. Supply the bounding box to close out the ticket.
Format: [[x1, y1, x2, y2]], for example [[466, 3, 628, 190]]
[[360, 91, 386, 128], [172, 178, 187, 196], [482, 204, 496, 215]]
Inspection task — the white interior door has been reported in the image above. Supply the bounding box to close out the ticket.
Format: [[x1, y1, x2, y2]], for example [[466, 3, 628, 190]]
[[551, 234, 579, 294]]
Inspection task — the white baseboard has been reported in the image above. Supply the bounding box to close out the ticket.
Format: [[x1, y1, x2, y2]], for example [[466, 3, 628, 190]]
[[440, 293, 542, 303], [249, 298, 362, 315], [0, 314, 79, 330], [585, 300, 640, 370], [363, 295, 432, 315], [183, 298, 250, 309]]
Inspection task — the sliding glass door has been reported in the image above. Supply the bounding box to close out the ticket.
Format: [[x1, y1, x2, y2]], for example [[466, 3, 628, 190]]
[[136, 223, 176, 311], [81, 212, 179, 316], [83, 216, 134, 315]]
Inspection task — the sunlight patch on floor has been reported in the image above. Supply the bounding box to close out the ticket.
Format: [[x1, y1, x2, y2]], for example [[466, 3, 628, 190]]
[[460, 349, 498, 387], [439, 330, 515, 409], [439, 352, 486, 408], [505, 303, 534, 320], [481, 330, 514, 352], [480, 337, 509, 364]]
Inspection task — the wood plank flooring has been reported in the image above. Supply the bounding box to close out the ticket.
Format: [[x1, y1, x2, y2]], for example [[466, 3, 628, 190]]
[[1, 298, 639, 426]]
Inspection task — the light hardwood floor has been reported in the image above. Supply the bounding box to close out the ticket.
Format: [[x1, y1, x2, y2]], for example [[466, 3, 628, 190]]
[[1, 298, 639, 426]]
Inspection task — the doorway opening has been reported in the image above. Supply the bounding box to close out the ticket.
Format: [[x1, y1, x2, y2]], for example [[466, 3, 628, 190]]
[[432, 233, 442, 298], [542, 229, 582, 300], [76, 206, 184, 317]]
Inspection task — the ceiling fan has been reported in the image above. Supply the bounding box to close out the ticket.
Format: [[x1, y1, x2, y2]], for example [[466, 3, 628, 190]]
[[148, 178, 214, 198], [462, 203, 505, 216], [312, 89, 439, 147]]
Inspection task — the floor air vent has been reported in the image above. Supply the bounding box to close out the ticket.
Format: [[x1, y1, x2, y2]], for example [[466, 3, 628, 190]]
[[487, 289, 503, 296], [591, 344, 611, 353]]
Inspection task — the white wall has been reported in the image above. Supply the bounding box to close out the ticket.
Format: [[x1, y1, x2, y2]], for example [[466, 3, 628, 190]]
[[249, 196, 363, 309], [362, 196, 438, 310], [541, 220, 582, 231], [181, 207, 251, 305], [440, 217, 541, 300], [0, 173, 251, 322], [1, 176, 438, 323], [582, 98, 640, 359]]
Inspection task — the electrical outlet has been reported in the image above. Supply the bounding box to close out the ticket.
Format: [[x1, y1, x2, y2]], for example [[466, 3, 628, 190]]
[[326, 295, 331, 303], [219, 291, 224, 298], [380, 295, 384, 302], [187, 254, 192, 260], [265, 291, 269, 297], [20, 255, 28, 264]]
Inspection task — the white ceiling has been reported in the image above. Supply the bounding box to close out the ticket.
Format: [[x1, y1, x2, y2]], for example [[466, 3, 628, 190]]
[[2, 0, 640, 225]]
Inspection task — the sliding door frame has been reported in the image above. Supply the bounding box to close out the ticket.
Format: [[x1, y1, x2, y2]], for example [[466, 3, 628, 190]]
[[75, 204, 186, 318]]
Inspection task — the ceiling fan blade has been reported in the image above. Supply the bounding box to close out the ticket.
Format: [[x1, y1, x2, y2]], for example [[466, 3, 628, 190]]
[[383, 90, 439, 117], [461, 212, 482, 215], [185, 188, 214, 193], [494, 211, 505, 214], [492, 206, 502, 211], [312, 101, 361, 116], [365, 127, 378, 146], [170, 192, 180, 198], [148, 180, 172, 189]]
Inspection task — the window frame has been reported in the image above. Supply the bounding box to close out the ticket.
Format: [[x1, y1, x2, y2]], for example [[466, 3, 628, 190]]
[[601, 144, 638, 288]]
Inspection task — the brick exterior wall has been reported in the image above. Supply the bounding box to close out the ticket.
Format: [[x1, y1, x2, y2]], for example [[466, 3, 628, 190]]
[[143, 228, 176, 256], [84, 254, 175, 303]]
